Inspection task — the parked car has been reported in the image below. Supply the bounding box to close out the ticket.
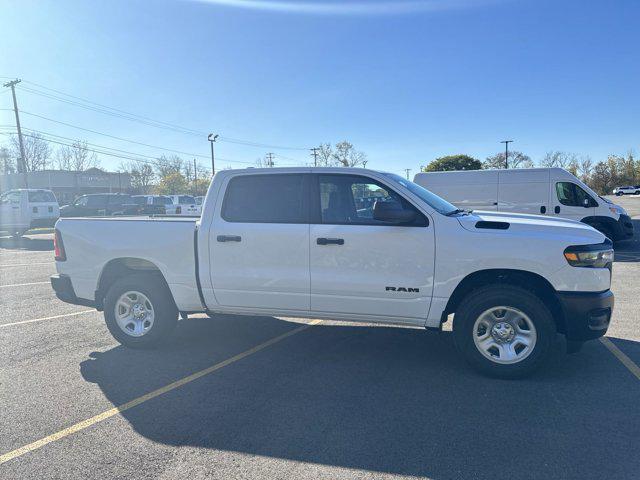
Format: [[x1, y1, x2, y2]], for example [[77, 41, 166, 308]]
[[414, 167, 633, 241], [166, 194, 200, 215], [51, 168, 615, 379], [131, 195, 182, 215], [59, 193, 138, 217], [613, 186, 640, 196], [0, 188, 60, 237], [195, 196, 204, 206]]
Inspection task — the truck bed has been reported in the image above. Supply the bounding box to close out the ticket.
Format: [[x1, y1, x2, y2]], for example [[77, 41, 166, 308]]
[[54, 216, 203, 312]]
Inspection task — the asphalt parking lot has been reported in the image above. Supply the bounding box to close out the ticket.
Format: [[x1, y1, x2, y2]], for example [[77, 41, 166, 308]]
[[1, 198, 639, 480]]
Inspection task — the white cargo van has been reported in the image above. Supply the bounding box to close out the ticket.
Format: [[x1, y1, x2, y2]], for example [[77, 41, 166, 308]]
[[0, 189, 60, 237], [414, 168, 633, 241]]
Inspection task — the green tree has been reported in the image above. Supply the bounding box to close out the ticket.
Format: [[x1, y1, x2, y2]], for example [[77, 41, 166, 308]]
[[421, 154, 482, 172], [155, 171, 188, 195]]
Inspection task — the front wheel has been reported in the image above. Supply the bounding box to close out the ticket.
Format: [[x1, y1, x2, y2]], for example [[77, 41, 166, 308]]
[[453, 285, 556, 379], [104, 274, 178, 348]]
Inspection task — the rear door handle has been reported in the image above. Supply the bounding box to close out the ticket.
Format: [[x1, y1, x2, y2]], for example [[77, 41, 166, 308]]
[[217, 235, 242, 242], [554, 206, 560, 214], [540, 206, 546, 214], [317, 237, 344, 245]]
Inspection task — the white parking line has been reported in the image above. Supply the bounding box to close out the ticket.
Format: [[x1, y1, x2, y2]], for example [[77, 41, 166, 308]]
[[0, 310, 95, 328], [0, 281, 50, 288]]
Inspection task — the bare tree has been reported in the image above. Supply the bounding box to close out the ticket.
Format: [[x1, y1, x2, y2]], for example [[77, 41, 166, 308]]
[[121, 161, 155, 194], [155, 154, 183, 178], [317, 143, 335, 167], [10, 133, 51, 171], [483, 150, 534, 169], [314, 141, 367, 167], [55, 140, 99, 171], [333, 141, 366, 167], [578, 157, 593, 183], [540, 151, 578, 169]]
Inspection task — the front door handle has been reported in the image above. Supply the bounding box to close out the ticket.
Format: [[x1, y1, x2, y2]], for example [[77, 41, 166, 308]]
[[217, 235, 242, 242], [540, 206, 546, 214], [317, 237, 344, 246], [554, 206, 560, 214]]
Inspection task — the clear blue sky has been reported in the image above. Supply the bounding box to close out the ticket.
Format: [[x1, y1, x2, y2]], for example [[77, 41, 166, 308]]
[[1, 0, 638, 176]]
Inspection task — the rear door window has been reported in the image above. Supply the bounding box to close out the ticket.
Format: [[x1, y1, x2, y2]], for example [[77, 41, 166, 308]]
[[222, 174, 308, 223]]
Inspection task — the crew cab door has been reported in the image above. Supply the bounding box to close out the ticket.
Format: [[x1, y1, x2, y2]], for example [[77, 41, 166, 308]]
[[309, 173, 434, 321], [552, 181, 597, 221], [209, 172, 311, 311]]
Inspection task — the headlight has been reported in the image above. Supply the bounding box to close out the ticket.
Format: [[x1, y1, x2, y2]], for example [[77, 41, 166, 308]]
[[564, 241, 614, 268]]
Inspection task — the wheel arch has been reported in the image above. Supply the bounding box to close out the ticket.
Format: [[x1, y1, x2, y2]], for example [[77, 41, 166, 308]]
[[96, 257, 173, 310], [444, 268, 567, 334], [581, 215, 617, 236]]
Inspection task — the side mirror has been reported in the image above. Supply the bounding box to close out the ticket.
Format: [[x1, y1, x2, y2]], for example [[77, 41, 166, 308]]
[[373, 200, 416, 224]]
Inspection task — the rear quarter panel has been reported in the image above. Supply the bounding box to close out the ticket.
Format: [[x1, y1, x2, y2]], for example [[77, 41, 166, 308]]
[[55, 218, 201, 311]]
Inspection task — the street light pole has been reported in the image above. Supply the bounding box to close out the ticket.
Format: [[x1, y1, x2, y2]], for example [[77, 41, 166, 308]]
[[207, 133, 219, 175], [500, 140, 513, 169]]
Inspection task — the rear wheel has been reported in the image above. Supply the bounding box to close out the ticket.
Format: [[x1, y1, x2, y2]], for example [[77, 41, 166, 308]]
[[104, 274, 178, 348], [453, 285, 556, 379]]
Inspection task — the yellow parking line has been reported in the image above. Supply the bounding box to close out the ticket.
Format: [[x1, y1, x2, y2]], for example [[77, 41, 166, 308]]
[[600, 337, 640, 381], [0, 319, 322, 465], [0, 310, 95, 328]]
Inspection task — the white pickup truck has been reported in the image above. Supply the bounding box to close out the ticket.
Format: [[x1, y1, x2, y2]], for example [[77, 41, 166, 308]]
[[51, 168, 615, 378]]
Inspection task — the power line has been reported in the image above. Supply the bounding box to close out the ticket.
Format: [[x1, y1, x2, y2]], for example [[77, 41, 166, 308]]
[[0, 108, 213, 159], [14, 80, 311, 151]]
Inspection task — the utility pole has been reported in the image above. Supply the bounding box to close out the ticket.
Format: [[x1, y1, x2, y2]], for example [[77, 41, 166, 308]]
[[310, 147, 319, 167], [193, 158, 197, 195], [3, 79, 28, 187], [207, 133, 219, 175], [500, 140, 513, 169], [266, 152, 275, 168], [404, 168, 411, 180], [362, 160, 368, 168]]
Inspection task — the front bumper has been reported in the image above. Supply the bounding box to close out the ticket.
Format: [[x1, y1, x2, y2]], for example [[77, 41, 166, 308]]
[[557, 289, 614, 341], [50, 274, 96, 308]]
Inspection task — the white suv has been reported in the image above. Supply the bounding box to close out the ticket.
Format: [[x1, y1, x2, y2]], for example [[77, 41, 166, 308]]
[[613, 186, 640, 196]]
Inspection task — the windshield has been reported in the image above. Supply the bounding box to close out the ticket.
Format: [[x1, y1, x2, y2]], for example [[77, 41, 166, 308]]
[[382, 173, 458, 215]]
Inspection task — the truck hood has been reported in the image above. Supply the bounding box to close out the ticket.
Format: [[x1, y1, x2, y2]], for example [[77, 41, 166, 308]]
[[456, 210, 605, 244]]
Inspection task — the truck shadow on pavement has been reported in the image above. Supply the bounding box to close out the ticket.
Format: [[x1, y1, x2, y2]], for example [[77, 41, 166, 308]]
[[80, 314, 640, 479]]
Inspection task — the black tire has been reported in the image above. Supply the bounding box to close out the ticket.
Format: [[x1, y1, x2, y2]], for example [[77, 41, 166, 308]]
[[453, 285, 556, 379], [104, 273, 178, 348]]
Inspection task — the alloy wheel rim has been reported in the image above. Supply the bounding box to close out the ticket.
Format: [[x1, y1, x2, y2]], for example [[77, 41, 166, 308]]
[[114, 290, 155, 337], [472, 306, 537, 364]]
